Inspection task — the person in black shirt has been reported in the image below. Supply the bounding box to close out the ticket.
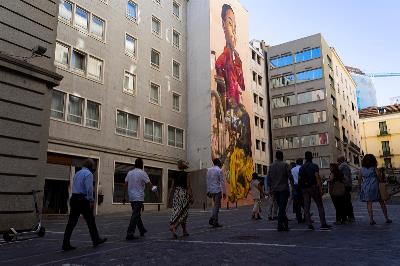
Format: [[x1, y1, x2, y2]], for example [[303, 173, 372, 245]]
[[169, 160, 192, 238], [299, 151, 331, 230]]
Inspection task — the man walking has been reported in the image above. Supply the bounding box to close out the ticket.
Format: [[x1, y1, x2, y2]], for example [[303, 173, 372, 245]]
[[62, 158, 107, 251], [338, 156, 355, 222], [125, 158, 156, 240], [267, 150, 293, 231], [291, 158, 304, 223], [299, 151, 331, 230], [207, 158, 226, 227]]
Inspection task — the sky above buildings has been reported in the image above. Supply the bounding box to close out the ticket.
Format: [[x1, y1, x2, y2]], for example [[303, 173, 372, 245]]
[[240, 0, 400, 106]]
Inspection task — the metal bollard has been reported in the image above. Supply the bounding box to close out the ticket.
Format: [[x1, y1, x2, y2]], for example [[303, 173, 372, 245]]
[[235, 201, 238, 208], [203, 202, 206, 211], [158, 204, 160, 212]]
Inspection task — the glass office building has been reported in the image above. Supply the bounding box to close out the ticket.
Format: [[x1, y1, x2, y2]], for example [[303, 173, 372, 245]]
[[347, 67, 377, 110]]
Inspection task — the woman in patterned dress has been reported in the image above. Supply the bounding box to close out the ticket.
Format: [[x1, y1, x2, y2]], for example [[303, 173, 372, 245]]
[[359, 154, 392, 225], [169, 160, 192, 238]]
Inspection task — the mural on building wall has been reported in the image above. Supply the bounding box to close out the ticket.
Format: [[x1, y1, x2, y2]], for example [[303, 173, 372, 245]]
[[210, 2, 253, 202]]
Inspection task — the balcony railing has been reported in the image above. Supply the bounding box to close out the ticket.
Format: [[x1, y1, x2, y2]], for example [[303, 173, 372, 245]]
[[377, 129, 390, 136], [380, 149, 393, 157], [350, 141, 361, 153]]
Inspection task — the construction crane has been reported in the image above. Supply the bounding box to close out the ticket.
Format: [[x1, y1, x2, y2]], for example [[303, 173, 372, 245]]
[[365, 73, 400, 78]]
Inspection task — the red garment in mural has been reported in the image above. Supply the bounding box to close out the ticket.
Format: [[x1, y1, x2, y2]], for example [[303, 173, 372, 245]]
[[215, 47, 245, 107]]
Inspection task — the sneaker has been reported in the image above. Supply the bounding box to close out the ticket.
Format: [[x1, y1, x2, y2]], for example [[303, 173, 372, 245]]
[[308, 225, 315, 230], [93, 238, 107, 247], [386, 219, 392, 224], [320, 224, 332, 230], [268, 217, 273, 221], [212, 223, 223, 228], [126, 235, 139, 241], [62, 244, 76, 251], [140, 229, 148, 237]]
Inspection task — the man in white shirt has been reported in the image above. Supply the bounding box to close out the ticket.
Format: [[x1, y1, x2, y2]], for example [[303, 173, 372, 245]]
[[207, 158, 226, 227], [291, 158, 304, 223], [125, 158, 154, 240]]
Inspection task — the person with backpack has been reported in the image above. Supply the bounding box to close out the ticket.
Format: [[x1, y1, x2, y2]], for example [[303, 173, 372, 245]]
[[298, 151, 331, 230], [337, 156, 355, 222], [267, 150, 294, 231]]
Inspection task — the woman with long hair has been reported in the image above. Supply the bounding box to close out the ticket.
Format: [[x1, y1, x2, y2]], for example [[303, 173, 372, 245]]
[[169, 160, 192, 238], [359, 154, 392, 225], [328, 163, 346, 224]]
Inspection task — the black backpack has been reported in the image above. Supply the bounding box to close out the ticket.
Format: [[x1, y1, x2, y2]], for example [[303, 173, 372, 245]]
[[298, 162, 317, 188]]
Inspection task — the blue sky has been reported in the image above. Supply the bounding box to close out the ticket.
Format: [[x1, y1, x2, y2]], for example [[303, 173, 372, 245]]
[[240, 0, 400, 106]]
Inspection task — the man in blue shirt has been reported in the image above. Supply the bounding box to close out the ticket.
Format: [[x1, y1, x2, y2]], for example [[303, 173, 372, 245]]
[[62, 158, 107, 251]]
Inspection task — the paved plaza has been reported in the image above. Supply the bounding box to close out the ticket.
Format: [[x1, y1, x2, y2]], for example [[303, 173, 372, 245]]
[[1, 198, 400, 266]]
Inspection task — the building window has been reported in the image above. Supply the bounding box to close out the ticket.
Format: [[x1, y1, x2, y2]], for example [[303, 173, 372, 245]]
[[252, 50, 256, 60], [379, 121, 388, 135], [172, 93, 180, 111], [261, 142, 266, 152], [87, 56, 103, 80], [51, 90, 66, 119], [173, 30, 180, 49], [331, 95, 337, 107], [301, 133, 329, 147], [297, 89, 325, 104], [253, 93, 258, 104], [298, 111, 327, 126], [262, 165, 268, 175], [173, 1, 180, 18], [382, 141, 390, 155], [333, 116, 338, 128], [113, 162, 134, 203], [67, 95, 84, 124], [74, 6, 89, 31], [72, 49, 86, 72], [384, 158, 392, 168], [151, 49, 160, 69], [271, 74, 294, 88], [55, 42, 70, 66], [172, 60, 180, 79], [123, 71, 136, 95], [143, 167, 163, 203], [260, 119, 265, 129], [256, 164, 262, 175], [151, 16, 161, 36], [274, 137, 300, 150], [127, 1, 138, 21], [125, 34, 137, 58], [252, 71, 257, 82], [59, 0, 72, 23], [257, 55, 261, 65], [150, 83, 160, 104], [272, 95, 296, 108], [145, 119, 163, 143], [255, 116, 259, 126], [256, 139, 260, 150], [258, 75, 262, 86], [116, 110, 139, 137], [85, 100, 100, 128], [270, 54, 293, 69], [295, 47, 321, 63], [273, 115, 297, 129], [259, 97, 263, 107], [296, 68, 323, 83], [168, 126, 184, 148], [91, 15, 105, 39]]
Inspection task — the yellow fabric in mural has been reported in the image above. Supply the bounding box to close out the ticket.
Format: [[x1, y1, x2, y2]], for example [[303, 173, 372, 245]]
[[228, 147, 253, 202]]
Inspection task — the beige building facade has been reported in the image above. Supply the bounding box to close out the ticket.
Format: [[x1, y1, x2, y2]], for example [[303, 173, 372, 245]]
[[267, 34, 361, 178], [48, 0, 187, 214], [360, 105, 400, 169], [0, 2, 62, 231]]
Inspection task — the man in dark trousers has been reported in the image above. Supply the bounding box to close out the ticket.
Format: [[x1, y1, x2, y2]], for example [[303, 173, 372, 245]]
[[299, 151, 331, 230], [291, 158, 304, 223], [267, 150, 293, 231], [125, 158, 156, 240], [62, 158, 107, 251], [207, 158, 226, 227], [338, 156, 355, 222]]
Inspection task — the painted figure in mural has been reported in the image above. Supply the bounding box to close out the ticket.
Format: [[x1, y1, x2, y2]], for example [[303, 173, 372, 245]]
[[212, 3, 253, 202]]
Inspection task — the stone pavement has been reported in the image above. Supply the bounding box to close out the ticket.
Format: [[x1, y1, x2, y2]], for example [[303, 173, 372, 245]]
[[1, 199, 400, 266]]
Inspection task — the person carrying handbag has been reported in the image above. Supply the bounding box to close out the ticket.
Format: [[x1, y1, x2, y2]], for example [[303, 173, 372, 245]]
[[359, 154, 392, 225], [328, 163, 346, 225]]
